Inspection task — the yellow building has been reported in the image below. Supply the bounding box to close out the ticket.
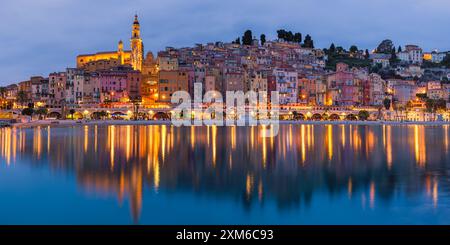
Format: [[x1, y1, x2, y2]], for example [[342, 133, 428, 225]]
[[141, 52, 159, 106], [76, 15, 143, 71]]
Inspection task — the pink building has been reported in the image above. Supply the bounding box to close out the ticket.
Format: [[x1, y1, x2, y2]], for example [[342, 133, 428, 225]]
[[99, 70, 128, 102], [48, 72, 67, 108], [326, 63, 364, 106], [98, 68, 141, 103]]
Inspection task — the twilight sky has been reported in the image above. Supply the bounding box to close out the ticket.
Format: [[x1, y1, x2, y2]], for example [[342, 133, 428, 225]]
[[0, 0, 449, 85]]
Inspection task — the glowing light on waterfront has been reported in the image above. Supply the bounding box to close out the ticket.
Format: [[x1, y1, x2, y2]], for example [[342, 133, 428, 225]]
[[47, 126, 51, 153], [12, 128, 16, 162], [386, 126, 392, 169], [258, 179, 263, 202], [444, 125, 449, 152], [301, 124, 306, 164], [326, 125, 333, 160], [126, 125, 132, 160], [84, 125, 88, 153], [212, 125, 217, 167], [154, 155, 160, 192], [207, 125, 210, 147], [33, 126, 42, 159], [433, 178, 438, 208], [94, 125, 98, 153], [1, 128, 12, 165], [348, 178, 353, 199], [351, 126, 361, 152], [250, 126, 254, 149], [270, 125, 274, 150], [414, 125, 426, 167], [246, 174, 254, 199], [261, 126, 267, 168], [231, 126, 236, 150], [109, 125, 115, 168], [191, 126, 195, 150], [288, 124, 293, 147], [161, 125, 167, 161], [370, 181, 375, 209], [366, 129, 375, 158]]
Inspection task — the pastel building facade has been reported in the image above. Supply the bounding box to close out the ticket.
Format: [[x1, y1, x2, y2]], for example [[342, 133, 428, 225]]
[[274, 68, 298, 105]]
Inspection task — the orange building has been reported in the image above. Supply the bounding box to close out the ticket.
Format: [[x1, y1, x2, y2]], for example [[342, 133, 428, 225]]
[[76, 15, 143, 72], [141, 52, 159, 106], [158, 70, 189, 103]]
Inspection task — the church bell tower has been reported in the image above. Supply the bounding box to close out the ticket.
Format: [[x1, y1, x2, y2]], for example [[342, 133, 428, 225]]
[[130, 15, 143, 71]]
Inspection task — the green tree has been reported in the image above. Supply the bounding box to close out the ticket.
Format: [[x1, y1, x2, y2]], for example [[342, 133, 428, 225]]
[[397, 46, 402, 53], [390, 47, 397, 63], [416, 93, 428, 100], [365, 49, 370, 59], [349, 45, 358, 53], [293, 32, 302, 43], [383, 98, 391, 110], [69, 109, 76, 120], [358, 110, 370, 121], [0, 87, 5, 98], [35, 108, 48, 120], [277, 29, 286, 40], [329, 43, 336, 54], [260, 34, 266, 46], [17, 90, 28, 107], [97, 111, 109, 120], [242, 30, 253, 45], [21, 107, 34, 118], [233, 37, 241, 45], [336, 46, 344, 53], [286, 31, 294, 42], [302, 34, 314, 48]]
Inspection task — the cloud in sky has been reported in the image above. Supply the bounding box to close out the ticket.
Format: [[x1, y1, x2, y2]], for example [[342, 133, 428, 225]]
[[1, 0, 449, 85]]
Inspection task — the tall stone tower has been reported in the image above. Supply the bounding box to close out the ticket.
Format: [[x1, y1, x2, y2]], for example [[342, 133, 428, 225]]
[[130, 15, 143, 71], [117, 40, 125, 65]]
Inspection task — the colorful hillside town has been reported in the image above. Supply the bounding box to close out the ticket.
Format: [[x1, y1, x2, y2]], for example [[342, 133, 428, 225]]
[[1, 15, 450, 123]]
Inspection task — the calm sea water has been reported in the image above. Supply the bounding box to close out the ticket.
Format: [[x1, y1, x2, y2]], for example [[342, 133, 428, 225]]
[[0, 124, 449, 224]]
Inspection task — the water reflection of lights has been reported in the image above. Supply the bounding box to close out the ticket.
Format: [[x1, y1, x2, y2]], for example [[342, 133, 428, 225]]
[[426, 175, 439, 209], [370, 181, 375, 209], [326, 125, 333, 160], [108, 125, 115, 168], [444, 125, 449, 152], [0, 124, 449, 223], [300, 125, 306, 164], [212, 125, 217, 167], [385, 125, 392, 169], [348, 178, 353, 199], [413, 125, 426, 167], [84, 125, 88, 153], [47, 126, 51, 153], [261, 126, 267, 167]]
